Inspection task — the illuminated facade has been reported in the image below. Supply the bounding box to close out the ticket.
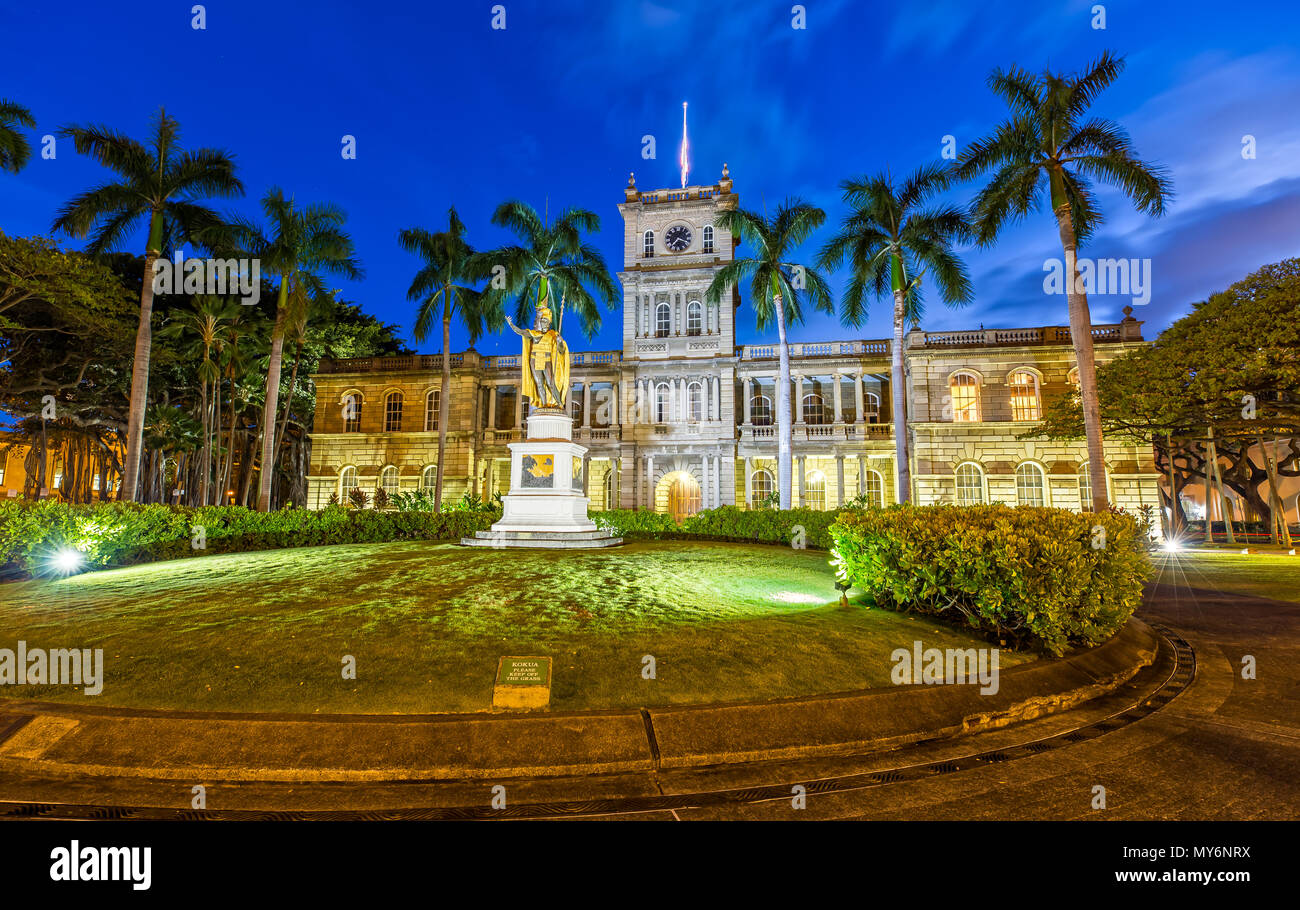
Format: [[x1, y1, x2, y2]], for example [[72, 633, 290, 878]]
[[306, 171, 1163, 517]]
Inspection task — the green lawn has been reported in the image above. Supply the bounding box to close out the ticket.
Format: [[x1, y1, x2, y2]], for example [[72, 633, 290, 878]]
[[1151, 550, 1300, 603], [0, 540, 1029, 714]]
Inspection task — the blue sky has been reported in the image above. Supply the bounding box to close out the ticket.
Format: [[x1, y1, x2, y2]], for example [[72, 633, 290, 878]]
[[3, 0, 1298, 357]]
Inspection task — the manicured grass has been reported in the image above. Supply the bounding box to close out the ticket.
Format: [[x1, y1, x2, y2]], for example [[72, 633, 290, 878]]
[[1152, 550, 1300, 604], [0, 540, 1030, 714]]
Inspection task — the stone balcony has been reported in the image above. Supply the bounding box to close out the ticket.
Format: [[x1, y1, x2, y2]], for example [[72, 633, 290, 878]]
[[738, 422, 894, 443]]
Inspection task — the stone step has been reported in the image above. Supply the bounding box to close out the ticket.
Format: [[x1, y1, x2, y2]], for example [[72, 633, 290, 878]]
[[459, 535, 624, 550], [471, 529, 611, 541]]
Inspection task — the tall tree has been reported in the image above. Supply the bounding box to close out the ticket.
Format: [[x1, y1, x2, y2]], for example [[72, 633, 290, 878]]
[[475, 200, 618, 338], [52, 108, 244, 502], [0, 100, 36, 173], [705, 200, 834, 509], [227, 187, 361, 511], [955, 51, 1172, 511], [399, 208, 493, 509], [818, 165, 973, 502], [159, 295, 241, 504]]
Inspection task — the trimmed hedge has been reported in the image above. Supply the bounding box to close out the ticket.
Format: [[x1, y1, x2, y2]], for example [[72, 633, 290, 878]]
[[829, 504, 1152, 655], [593, 505, 840, 548], [0, 500, 498, 575]]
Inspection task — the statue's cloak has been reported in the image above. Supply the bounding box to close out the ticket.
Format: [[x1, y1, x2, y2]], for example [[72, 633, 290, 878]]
[[520, 330, 570, 408]]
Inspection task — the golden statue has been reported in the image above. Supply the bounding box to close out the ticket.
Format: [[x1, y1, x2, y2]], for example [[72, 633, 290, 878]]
[[505, 285, 570, 410]]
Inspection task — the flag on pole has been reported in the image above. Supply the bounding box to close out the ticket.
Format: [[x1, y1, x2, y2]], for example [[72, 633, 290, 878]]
[[680, 101, 689, 189]]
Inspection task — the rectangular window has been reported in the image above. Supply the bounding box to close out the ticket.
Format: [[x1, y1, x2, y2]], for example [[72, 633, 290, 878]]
[[425, 391, 440, 431]]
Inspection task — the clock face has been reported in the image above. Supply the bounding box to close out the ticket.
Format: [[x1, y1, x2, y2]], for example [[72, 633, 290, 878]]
[[664, 224, 692, 252]]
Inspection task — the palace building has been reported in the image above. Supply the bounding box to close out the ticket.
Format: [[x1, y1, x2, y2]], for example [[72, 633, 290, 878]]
[[305, 168, 1163, 519]]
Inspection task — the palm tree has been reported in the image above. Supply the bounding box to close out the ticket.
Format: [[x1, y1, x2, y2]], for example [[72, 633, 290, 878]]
[[159, 295, 241, 504], [227, 187, 362, 511], [398, 208, 493, 509], [705, 200, 833, 509], [955, 51, 1171, 511], [0, 100, 36, 173], [818, 165, 973, 503], [475, 200, 618, 338], [52, 108, 244, 502]]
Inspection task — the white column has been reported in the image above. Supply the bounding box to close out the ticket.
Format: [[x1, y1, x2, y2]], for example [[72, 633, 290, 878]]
[[486, 384, 497, 430], [713, 376, 721, 422], [701, 455, 710, 508], [798, 455, 807, 507], [833, 372, 843, 424], [743, 378, 753, 425], [854, 373, 864, 423], [836, 455, 845, 506], [514, 386, 522, 428], [646, 455, 655, 509], [744, 456, 753, 508], [713, 453, 721, 507], [795, 375, 805, 423], [858, 455, 867, 495], [582, 383, 592, 427]]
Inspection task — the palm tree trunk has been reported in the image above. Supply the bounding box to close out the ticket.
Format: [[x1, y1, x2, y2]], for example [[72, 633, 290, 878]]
[[435, 290, 451, 510], [120, 213, 165, 502], [198, 378, 210, 505], [221, 383, 237, 503], [257, 280, 290, 511], [773, 293, 793, 510], [1052, 190, 1109, 512], [890, 287, 911, 504], [275, 341, 302, 465]]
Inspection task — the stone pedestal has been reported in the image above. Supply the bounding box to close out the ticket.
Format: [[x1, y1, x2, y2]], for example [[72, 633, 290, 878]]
[[461, 410, 622, 549]]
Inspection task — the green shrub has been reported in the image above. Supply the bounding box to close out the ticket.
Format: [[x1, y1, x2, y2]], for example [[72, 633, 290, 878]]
[[0, 500, 497, 576], [591, 505, 844, 547], [829, 504, 1152, 655]]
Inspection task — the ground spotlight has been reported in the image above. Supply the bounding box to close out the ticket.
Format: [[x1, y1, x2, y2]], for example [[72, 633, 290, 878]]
[[51, 548, 85, 575]]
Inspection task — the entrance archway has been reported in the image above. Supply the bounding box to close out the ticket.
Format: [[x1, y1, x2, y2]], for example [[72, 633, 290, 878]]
[[659, 470, 701, 522]]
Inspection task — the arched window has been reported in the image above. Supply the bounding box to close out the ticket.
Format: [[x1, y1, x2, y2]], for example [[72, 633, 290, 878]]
[[954, 463, 985, 505], [424, 390, 439, 431], [686, 300, 703, 336], [384, 391, 403, 432], [805, 470, 827, 510], [863, 469, 884, 507], [1078, 461, 1109, 510], [1009, 369, 1041, 421], [750, 468, 774, 508], [339, 466, 358, 498], [655, 302, 671, 337], [702, 224, 714, 254], [1067, 367, 1080, 389], [602, 470, 615, 510], [421, 465, 437, 492], [342, 393, 362, 432], [1015, 462, 1047, 507], [380, 465, 400, 495], [802, 393, 828, 425], [643, 230, 654, 258], [655, 382, 671, 423], [863, 391, 880, 423], [687, 381, 704, 421], [751, 394, 773, 427], [949, 372, 980, 422]]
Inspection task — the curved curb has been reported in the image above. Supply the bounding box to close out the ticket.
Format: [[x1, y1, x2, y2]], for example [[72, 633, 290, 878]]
[[0, 620, 1159, 782]]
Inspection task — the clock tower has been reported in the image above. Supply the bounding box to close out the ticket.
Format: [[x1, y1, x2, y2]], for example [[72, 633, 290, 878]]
[[616, 163, 738, 360], [614, 163, 741, 512]]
